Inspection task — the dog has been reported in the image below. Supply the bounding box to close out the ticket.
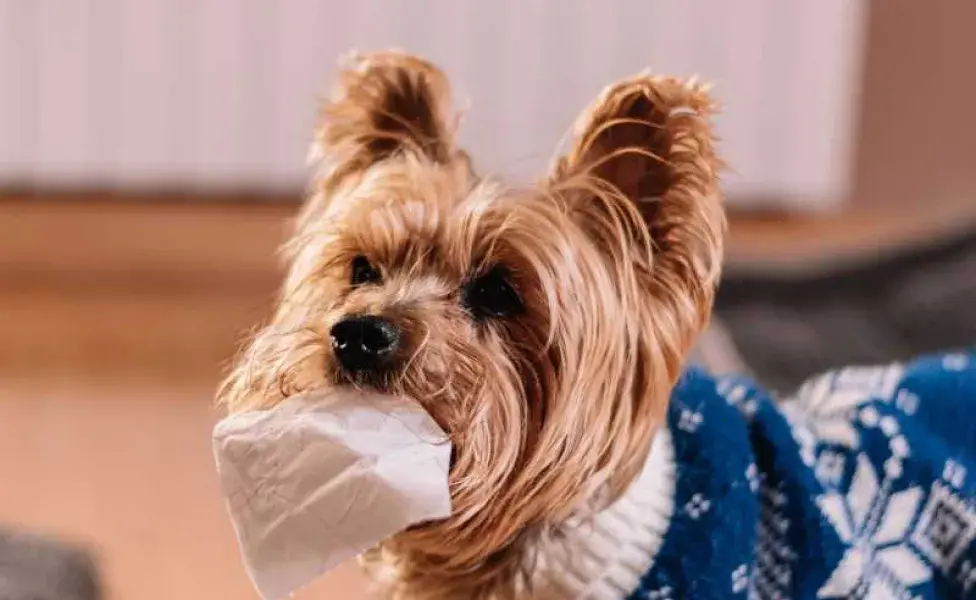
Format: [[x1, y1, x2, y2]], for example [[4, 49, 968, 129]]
[[219, 52, 976, 600]]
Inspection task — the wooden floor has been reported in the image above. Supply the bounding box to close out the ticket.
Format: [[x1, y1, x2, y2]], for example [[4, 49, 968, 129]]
[[0, 199, 377, 599], [0, 377, 373, 600], [1, 197, 973, 600]]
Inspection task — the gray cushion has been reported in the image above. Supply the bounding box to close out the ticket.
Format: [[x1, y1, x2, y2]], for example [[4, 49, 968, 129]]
[[0, 530, 101, 600]]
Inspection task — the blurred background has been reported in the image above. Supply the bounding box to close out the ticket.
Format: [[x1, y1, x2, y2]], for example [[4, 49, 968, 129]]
[[1, 1, 974, 599]]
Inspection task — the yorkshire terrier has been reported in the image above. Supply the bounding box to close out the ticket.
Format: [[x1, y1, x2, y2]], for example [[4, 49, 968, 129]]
[[219, 48, 976, 600], [219, 50, 722, 599]]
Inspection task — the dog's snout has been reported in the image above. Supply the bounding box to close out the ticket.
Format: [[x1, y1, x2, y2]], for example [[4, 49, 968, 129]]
[[330, 316, 400, 372]]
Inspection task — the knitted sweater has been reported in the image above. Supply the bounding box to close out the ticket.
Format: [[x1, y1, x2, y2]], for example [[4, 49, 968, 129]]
[[534, 350, 976, 599]]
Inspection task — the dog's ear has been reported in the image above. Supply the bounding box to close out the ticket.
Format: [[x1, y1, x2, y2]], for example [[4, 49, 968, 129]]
[[311, 51, 459, 185], [549, 74, 725, 323]]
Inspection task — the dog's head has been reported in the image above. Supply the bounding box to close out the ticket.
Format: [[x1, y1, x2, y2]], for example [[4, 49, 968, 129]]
[[220, 51, 724, 599]]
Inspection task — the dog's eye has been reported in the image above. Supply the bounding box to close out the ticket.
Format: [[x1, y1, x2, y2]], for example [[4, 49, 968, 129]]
[[462, 267, 522, 320], [350, 255, 381, 286]]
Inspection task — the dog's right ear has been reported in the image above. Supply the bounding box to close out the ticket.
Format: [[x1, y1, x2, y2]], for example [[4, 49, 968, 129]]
[[311, 51, 459, 188]]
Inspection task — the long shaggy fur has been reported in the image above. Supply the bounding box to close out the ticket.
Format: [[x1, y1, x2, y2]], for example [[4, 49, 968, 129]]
[[218, 51, 724, 600]]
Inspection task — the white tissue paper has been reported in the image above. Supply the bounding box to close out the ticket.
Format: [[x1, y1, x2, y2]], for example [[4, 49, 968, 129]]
[[212, 390, 453, 600]]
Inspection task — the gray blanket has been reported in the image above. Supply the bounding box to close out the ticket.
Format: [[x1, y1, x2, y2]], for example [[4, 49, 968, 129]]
[[713, 230, 976, 392]]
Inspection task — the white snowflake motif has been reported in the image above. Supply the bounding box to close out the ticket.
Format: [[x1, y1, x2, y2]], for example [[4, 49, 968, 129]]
[[677, 408, 703, 433], [817, 454, 930, 598], [685, 494, 711, 519], [646, 585, 673, 599], [731, 564, 750, 594]]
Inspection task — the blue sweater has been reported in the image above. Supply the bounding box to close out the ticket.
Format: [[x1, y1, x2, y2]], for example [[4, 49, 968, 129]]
[[629, 350, 976, 599]]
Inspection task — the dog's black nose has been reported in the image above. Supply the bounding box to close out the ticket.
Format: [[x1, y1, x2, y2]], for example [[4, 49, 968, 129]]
[[330, 316, 400, 372]]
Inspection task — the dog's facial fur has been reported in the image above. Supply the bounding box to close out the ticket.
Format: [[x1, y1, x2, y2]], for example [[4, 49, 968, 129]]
[[219, 51, 724, 599]]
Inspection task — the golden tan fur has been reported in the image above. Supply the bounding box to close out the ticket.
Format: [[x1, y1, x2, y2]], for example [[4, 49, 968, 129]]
[[218, 50, 724, 600]]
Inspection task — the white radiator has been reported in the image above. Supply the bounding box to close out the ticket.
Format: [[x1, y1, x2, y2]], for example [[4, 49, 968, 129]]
[[0, 0, 866, 209]]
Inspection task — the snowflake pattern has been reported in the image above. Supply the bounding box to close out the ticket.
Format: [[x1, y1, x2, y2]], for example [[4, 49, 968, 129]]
[[811, 397, 941, 598], [799, 371, 975, 598], [817, 454, 929, 598], [677, 408, 703, 433], [685, 494, 711, 519], [774, 365, 947, 598], [630, 356, 975, 600]]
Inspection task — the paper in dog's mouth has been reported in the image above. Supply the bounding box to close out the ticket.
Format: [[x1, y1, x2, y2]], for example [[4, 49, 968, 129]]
[[212, 389, 453, 600]]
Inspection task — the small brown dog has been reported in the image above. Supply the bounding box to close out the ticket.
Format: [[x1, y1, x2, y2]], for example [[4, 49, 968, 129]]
[[220, 50, 724, 600]]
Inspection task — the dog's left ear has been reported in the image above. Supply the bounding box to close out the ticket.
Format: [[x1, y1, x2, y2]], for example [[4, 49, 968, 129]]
[[311, 51, 459, 187], [549, 74, 725, 329], [548, 74, 725, 372]]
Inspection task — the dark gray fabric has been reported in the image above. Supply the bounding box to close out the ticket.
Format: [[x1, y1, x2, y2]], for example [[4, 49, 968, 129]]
[[715, 229, 976, 394], [0, 530, 101, 600]]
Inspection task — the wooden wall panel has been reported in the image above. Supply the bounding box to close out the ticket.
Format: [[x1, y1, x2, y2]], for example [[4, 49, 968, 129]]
[[853, 0, 976, 210]]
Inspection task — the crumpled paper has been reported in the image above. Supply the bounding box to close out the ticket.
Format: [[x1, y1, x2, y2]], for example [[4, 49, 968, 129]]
[[212, 390, 452, 600]]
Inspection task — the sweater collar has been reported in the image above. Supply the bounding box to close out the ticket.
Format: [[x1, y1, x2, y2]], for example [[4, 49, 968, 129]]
[[529, 426, 677, 599]]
